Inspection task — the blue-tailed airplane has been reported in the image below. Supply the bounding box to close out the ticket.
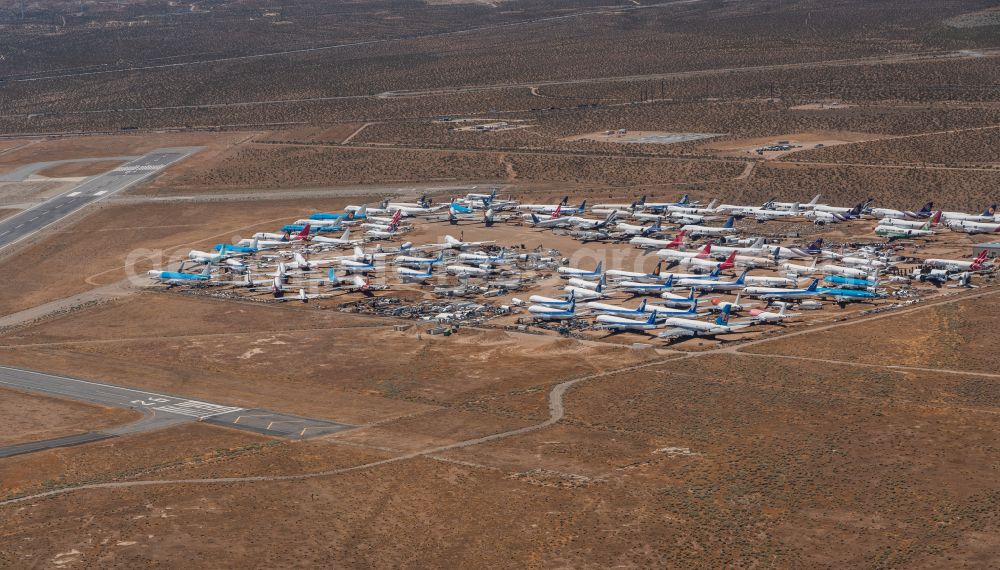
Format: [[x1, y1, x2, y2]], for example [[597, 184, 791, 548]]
[[742, 279, 820, 301], [527, 290, 576, 308], [595, 310, 662, 331], [148, 263, 212, 285], [585, 299, 648, 317]]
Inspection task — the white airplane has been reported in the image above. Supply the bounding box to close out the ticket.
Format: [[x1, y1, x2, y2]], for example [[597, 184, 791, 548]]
[[565, 211, 617, 230], [743, 275, 798, 287], [677, 270, 746, 292], [780, 256, 819, 276], [941, 204, 996, 223], [658, 306, 752, 339], [605, 261, 664, 283], [566, 276, 602, 290], [743, 279, 820, 301], [657, 242, 713, 262], [446, 264, 493, 277], [397, 265, 435, 283], [748, 304, 798, 323], [528, 301, 577, 321], [675, 251, 738, 272], [707, 238, 767, 258], [708, 292, 754, 313], [565, 279, 607, 300], [286, 252, 339, 271], [557, 261, 603, 281], [617, 276, 676, 295], [615, 219, 662, 237], [441, 234, 496, 250], [821, 264, 871, 279], [395, 251, 446, 267], [585, 299, 648, 317], [528, 290, 576, 308], [870, 201, 935, 220], [458, 250, 508, 266], [595, 311, 662, 331], [188, 245, 231, 265], [630, 231, 686, 250], [946, 219, 1000, 235], [527, 210, 572, 228], [771, 194, 821, 211], [923, 250, 989, 272], [681, 216, 736, 237], [518, 198, 586, 214], [312, 229, 361, 247], [880, 211, 941, 229]]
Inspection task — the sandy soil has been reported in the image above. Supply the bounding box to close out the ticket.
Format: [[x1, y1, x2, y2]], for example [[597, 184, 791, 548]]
[[0, 387, 140, 447]]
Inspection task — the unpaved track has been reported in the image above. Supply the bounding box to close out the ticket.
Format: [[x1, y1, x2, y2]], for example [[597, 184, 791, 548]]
[[3, 284, 998, 507]]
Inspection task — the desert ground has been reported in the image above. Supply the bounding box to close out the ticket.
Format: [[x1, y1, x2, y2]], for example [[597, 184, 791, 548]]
[[1, 0, 999, 567]]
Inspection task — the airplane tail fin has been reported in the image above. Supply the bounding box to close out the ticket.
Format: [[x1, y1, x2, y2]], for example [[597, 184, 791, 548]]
[[647, 311, 658, 325], [328, 269, 340, 285], [708, 267, 720, 279], [984, 203, 997, 217], [706, 198, 718, 209], [806, 278, 819, 292], [594, 261, 603, 274], [560, 195, 569, 206], [530, 213, 540, 224], [721, 251, 737, 269], [687, 288, 696, 301], [664, 274, 674, 288], [716, 305, 732, 326], [699, 241, 712, 256], [579, 199, 587, 211], [201, 264, 212, 276], [723, 216, 735, 229], [920, 201, 934, 214], [808, 194, 821, 206], [735, 270, 747, 284], [295, 224, 311, 240], [638, 299, 647, 312], [678, 194, 689, 205]]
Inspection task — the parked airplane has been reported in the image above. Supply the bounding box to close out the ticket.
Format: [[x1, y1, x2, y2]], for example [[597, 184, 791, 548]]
[[658, 306, 752, 339], [630, 230, 685, 250], [941, 204, 996, 223], [397, 265, 435, 283], [748, 304, 798, 323], [528, 211, 572, 228], [605, 261, 664, 282], [874, 220, 933, 238], [595, 310, 662, 331], [870, 201, 934, 220], [441, 234, 496, 250], [678, 270, 746, 292], [923, 250, 988, 272], [946, 219, 1000, 234], [148, 264, 212, 285], [681, 216, 736, 237], [312, 229, 360, 247], [528, 290, 575, 308], [880, 210, 941, 229], [557, 261, 603, 280], [528, 300, 577, 320], [586, 299, 648, 317], [743, 279, 821, 301]]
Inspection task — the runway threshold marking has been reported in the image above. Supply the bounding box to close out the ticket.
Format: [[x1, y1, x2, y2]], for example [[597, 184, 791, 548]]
[[92, 190, 107, 196], [152, 400, 243, 419]]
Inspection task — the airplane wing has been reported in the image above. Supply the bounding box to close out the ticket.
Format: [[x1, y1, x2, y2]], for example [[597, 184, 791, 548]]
[[657, 328, 697, 339]]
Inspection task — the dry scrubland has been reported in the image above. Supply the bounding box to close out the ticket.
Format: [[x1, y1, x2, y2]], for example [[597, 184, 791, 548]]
[[787, 126, 1000, 166], [178, 144, 744, 188], [0, 388, 139, 446]]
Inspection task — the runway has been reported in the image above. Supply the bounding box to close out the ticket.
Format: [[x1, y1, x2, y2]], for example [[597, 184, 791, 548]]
[[0, 365, 352, 458], [0, 147, 201, 253]]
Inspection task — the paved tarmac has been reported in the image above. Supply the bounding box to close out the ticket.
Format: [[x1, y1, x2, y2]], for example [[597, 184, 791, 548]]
[[0, 365, 352, 457], [0, 147, 201, 252]]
